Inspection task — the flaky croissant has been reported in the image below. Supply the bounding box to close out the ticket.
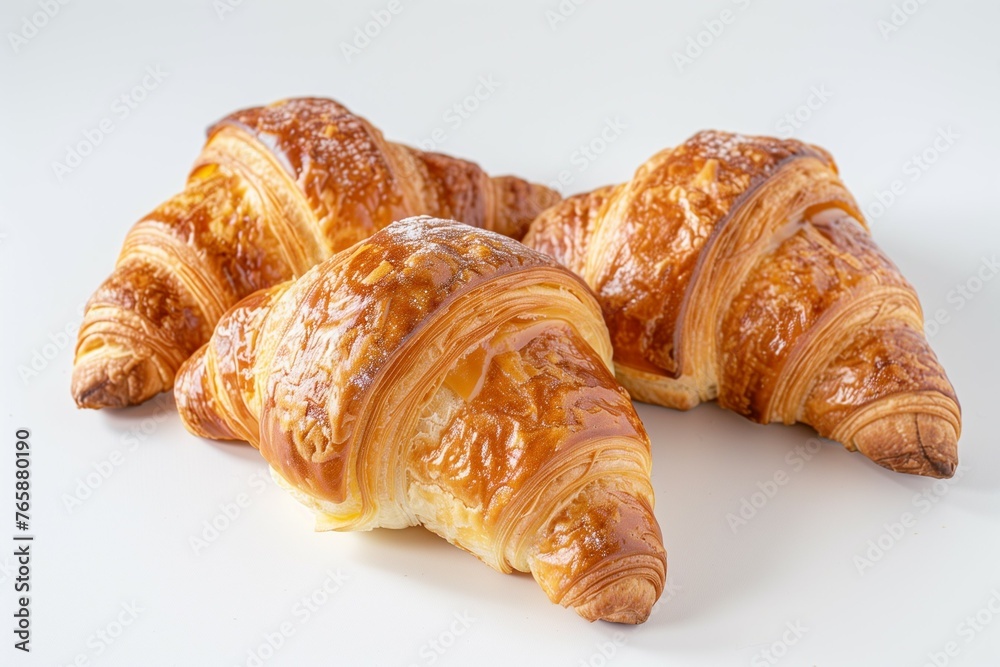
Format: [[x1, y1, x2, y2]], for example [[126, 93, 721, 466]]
[[524, 131, 960, 478], [174, 217, 666, 624], [73, 97, 559, 409]]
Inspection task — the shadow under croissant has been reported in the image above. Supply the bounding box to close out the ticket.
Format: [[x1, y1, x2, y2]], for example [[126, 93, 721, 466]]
[[637, 402, 883, 626], [353, 525, 537, 591], [357, 527, 670, 629]]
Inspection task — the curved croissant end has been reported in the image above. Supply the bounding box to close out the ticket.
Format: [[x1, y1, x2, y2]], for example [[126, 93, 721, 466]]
[[524, 131, 960, 478], [73, 97, 560, 409], [174, 217, 666, 623]]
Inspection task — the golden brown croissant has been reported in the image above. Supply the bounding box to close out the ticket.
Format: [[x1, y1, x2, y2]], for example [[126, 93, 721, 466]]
[[173, 216, 666, 623], [524, 131, 960, 478], [73, 97, 559, 410]]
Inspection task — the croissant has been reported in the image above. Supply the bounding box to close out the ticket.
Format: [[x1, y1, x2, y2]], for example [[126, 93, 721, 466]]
[[524, 131, 961, 478], [73, 97, 559, 409], [173, 216, 666, 624]]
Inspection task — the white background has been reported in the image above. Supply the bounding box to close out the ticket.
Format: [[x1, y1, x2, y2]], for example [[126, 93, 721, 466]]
[[2, 1, 999, 665]]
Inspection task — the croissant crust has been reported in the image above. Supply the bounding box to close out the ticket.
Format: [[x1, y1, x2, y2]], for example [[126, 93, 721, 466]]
[[525, 130, 960, 478], [73, 97, 559, 409], [175, 217, 666, 623]]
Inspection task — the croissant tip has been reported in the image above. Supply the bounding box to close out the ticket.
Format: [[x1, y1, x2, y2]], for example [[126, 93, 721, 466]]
[[852, 412, 959, 479], [532, 182, 563, 212], [73, 379, 118, 409], [72, 354, 162, 409], [572, 576, 659, 625], [490, 176, 563, 240], [874, 453, 958, 480], [927, 457, 957, 479]]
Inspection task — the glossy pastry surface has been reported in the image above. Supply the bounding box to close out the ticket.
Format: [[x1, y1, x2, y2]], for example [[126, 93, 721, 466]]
[[525, 131, 960, 478], [175, 217, 666, 624], [73, 97, 559, 409]]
